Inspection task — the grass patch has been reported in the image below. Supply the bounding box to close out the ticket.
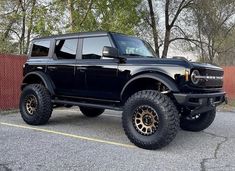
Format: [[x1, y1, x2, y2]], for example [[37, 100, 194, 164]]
[[228, 99, 235, 107], [0, 109, 19, 115], [218, 98, 235, 112]]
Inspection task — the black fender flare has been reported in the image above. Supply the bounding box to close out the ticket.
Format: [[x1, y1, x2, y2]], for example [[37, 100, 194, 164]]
[[120, 73, 179, 100], [21, 71, 55, 96]]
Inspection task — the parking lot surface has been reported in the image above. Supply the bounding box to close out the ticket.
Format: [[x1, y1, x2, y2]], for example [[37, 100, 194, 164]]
[[0, 108, 235, 171]]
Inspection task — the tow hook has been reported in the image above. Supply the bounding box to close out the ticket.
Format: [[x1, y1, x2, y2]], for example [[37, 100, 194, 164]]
[[209, 98, 215, 107]]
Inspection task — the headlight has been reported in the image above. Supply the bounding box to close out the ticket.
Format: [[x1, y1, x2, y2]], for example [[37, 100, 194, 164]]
[[191, 70, 200, 84]]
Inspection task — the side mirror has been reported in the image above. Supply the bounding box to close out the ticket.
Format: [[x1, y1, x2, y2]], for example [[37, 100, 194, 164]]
[[102, 46, 119, 58]]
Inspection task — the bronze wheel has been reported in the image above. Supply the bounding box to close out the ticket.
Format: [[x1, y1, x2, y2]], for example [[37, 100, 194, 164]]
[[133, 105, 159, 136], [25, 95, 38, 115]]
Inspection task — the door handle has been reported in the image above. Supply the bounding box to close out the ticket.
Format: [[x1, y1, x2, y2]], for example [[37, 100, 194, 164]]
[[36, 66, 43, 70], [77, 66, 87, 70], [48, 66, 56, 70]]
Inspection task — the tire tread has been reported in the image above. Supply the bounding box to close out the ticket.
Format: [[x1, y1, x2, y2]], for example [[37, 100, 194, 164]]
[[122, 90, 179, 149], [20, 84, 52, 125]]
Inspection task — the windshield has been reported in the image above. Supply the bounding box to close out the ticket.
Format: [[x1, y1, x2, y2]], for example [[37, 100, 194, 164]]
[[112, 34, 157, 58]]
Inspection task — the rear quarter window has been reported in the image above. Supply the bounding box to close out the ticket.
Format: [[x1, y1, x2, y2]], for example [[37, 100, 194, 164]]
[[31, 40, 50, 57]]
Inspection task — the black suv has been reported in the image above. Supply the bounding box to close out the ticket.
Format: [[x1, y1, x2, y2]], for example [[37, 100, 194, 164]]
[[20, 31, 226, 149]]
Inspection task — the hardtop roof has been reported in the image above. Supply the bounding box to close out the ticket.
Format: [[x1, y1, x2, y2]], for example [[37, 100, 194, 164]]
[[32, 31, 127, 41]]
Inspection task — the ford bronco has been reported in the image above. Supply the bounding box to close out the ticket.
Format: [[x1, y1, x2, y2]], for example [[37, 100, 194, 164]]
[[20, 31, 226, 149]]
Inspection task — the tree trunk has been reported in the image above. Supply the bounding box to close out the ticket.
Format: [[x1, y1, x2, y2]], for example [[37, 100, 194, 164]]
[[20, 12, 26, 54], [147, 0, 159, 57], [209, 39, 216, 64], [161, 0, 192, 58], [162, 28, 171, 58], [19, 0, 26, 54], [68, 0, 75, 31], [207, 39, 213, 63], [26, 0, 36, 54], [197, 20, 205, 62]]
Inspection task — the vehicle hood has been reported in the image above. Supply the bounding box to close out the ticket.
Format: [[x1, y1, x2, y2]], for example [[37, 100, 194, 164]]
[[124, 57, 223, 70], [191, 62, 223, 71], [125, 57, 191, 67]]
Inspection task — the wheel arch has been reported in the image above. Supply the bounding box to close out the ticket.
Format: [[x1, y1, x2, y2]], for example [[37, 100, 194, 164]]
[[21, 71, 55, 96], [120, 72, 179, 103]]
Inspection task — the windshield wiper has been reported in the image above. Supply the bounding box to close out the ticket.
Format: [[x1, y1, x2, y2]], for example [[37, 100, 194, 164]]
[[145, 56, 156, 58], [123, 53, 158, 59], [123, 53, 142, 56], [123, 54, 157, 58]]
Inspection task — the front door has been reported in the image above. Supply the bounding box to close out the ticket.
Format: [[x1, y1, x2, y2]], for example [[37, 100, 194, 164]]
[[76, 36, 119, 100]]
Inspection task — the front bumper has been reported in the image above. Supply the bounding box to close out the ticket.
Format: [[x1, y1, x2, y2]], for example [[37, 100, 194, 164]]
[[174, 91, 226, 107], [173, 91, 226, 115]]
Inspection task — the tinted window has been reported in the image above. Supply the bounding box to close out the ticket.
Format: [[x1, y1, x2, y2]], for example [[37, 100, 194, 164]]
[[31, 40, 50, 57], [82, 36, 111, 59], [54, 39, 78, 59], [112, 34, 156, 58]]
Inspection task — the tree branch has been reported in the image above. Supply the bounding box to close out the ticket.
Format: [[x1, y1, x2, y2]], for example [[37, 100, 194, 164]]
[[79, 0, 93, 26], [170, 0, 193, 27], [169, 37, 212, 47]]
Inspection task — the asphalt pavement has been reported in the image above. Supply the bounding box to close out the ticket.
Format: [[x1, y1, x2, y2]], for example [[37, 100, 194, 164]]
[[0, 108, 235, 171]]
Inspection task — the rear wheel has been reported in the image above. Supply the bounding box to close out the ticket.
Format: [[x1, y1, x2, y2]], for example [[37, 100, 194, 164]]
[[79, 106, 104, 117], [180, 109, 216, 132], [122, 90, 179, 150], [19, 84, 52, 125]]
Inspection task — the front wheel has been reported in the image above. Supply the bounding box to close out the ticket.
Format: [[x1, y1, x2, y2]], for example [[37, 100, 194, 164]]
[[180, 109, 216, 132], [122, 90, 179, 150], [79, 106, 104, 117]]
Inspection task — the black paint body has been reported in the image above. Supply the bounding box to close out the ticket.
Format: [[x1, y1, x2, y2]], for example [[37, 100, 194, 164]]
[[22, 31, 226, 115]]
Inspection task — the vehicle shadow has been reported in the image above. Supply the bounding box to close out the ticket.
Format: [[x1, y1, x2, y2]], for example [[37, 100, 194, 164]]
[[47, 109, 210, 151]]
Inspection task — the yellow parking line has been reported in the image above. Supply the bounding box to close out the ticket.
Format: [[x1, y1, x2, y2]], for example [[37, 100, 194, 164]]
[[0, 122, 135, 149]]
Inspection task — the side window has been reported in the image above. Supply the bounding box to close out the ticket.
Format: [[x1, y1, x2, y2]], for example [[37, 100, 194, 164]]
[[54, 39, 78, 59], [31, 40, 50, 57], [82, 36, 111, 59]]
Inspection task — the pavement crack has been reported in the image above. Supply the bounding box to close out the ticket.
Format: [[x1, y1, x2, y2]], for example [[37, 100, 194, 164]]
[[0, 163, 12, 171], [202, 131, 225, 139], [200, 132, 229, 171]]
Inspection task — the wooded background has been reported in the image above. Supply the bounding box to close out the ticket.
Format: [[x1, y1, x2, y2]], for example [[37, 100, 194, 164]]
[[0, 0, 235, 65]]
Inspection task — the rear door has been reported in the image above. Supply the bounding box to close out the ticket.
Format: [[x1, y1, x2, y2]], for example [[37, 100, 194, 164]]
[[46, 38, 79, 96]]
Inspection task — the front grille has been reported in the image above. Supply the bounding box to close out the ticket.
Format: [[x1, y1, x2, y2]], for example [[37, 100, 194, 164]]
[[200, 68, 223, 77], [195, 68, 224, 88]]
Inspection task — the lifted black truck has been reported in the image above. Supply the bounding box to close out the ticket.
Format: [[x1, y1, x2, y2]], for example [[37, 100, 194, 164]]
[[19, 31, 226, 149]]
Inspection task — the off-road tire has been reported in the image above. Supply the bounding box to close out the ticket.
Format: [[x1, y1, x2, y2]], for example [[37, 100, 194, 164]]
[[19, 84, 52, 125], [79, 107, 104, 117], [122, 90, 179, 150], [180, 109, 216, 132]]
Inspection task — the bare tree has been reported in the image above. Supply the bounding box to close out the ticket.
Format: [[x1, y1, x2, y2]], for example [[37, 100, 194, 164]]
[[1, 1, 20, 41], [191, 0, 235, 63], [162, 0, 193, 58], [143, 0, 193, 58]]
